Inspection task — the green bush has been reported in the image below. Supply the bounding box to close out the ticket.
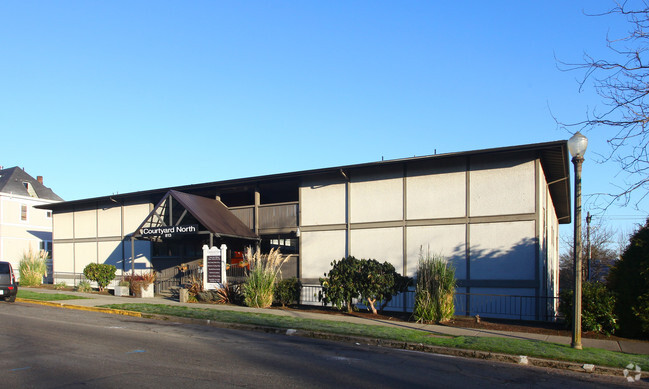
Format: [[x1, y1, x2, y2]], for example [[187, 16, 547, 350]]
[[357, 259, 410, 314], [76, 280, 92, 292], [274, 277, 303, 307], [633, 293, 649, 334], [559, 281, 618, 335], [320, 256, 361, 312], [18, 247, 48, 286], [319, 256, 410, 314], [413, 250, 456, 323], [54, 282, 67, 290], [83, 263, 117, 291], [607, 219, 649, 338]]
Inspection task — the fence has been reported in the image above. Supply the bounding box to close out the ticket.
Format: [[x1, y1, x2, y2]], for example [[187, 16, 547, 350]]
[[154, 266, 202, 294], [454, 293, 560, 321], [299, 284, 560, 322]]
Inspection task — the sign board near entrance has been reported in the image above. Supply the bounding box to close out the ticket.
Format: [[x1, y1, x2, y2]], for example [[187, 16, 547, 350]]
[[203, 244, 227, 290], [206, 254, 222, 283], [140, 224, 198, 238]]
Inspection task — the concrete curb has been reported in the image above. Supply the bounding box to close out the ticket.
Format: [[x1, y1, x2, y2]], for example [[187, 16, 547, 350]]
[[16, 299, 645, 380], [16, 298, 143, 318]]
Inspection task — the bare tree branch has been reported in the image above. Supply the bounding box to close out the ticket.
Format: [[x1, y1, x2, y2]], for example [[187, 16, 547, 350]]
[[556, 1, 649, 209]]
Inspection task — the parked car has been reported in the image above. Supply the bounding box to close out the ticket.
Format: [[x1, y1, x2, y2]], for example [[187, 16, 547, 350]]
[[0, 261, 18, 302]]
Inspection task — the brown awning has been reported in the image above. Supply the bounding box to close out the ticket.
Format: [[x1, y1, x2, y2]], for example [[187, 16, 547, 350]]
[[133, 190, 259, 241]]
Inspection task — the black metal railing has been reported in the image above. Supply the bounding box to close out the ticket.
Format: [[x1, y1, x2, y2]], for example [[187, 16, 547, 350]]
[[454, 293, 560, 321], [298, 285, 560, 322], [155, 266, 202, 294]]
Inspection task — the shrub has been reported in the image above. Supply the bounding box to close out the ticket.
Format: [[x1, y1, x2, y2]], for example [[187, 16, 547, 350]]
[[181, 283, 242, 305], [274, 277, 303, 307], [183, 275, 203, 302], [320, 256, 362, 312], [242, 247, 291, 308], [83, 263, 117, 291], [216, 283, 243, 305], [18, 246, 48, 286], [413, 250, 456, 323], [559, 281, 618, 335], [76, 280, 92, 292], [357, 259, 411, 314], [320, 256, 410, 314], [633, 293, 649, 334], [54, 282, 67, 290], [196, 291, 212, 302], [607, 219, 649, 338]]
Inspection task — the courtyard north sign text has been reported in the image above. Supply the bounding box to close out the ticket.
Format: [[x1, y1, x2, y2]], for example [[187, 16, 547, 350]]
[[140, 225, 198, 238]]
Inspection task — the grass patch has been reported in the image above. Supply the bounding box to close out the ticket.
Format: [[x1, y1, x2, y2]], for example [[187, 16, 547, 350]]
[[102, 303, 649, 370], [17, 290, 90, 301]]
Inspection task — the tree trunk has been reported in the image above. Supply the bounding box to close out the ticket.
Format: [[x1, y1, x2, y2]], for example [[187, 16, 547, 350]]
[[368, 298, 377, 315]]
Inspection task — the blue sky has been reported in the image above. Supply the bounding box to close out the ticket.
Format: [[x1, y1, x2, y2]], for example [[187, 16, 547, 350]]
[[1, 1, 646, 237]]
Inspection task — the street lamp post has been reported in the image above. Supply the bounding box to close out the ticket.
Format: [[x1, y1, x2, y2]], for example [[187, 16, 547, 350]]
[[568, 131, 588, 350]]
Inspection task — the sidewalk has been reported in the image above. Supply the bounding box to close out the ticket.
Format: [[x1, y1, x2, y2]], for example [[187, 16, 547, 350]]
[[18, 287, 649, 355]]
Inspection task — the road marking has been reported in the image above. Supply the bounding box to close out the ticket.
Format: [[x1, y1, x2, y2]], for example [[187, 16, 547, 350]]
[[10, 367, 31, 372]]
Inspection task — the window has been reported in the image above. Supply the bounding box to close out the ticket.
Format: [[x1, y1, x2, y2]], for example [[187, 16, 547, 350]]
[[20, 205, 27, 221], [40, 241, 52, 258], [46, 211, 52, 218], [262, 235, 298, 254]]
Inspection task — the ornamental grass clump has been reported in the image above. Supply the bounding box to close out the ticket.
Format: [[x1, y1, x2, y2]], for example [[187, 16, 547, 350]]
[[18, 246, 49, 286], [413, 248, 456, 323], [242, 247, 291, 308]]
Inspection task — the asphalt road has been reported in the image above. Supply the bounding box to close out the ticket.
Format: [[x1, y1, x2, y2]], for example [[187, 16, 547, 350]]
[[0, 302, 641, 388]]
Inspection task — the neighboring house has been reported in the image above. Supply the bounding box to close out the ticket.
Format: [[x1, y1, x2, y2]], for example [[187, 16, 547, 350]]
[[0, 167, 63, 281], [37, 140, 571, 320]]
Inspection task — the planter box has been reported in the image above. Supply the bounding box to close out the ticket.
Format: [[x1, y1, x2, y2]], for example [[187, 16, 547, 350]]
[[136, 283, 154, 298], [114, 285, 130, 297]]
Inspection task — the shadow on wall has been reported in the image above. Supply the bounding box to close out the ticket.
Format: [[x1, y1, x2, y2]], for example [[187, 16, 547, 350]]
[[464, 237, 538, 281], [102, 241, 151, 273], [418, 237, 538, 281]]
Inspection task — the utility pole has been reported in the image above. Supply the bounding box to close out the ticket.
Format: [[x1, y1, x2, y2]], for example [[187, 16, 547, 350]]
[[586, 212, 592, 282]]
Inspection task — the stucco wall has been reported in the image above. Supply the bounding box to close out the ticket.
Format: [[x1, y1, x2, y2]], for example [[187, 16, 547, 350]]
[[53, 212, 73, 240], [469, 221, 536, 280], [406, 224, 466, 278], [350, 166, 403, 223], [350, 227, 403, 273], [300, 176, 346, 226], [300, 230, 346, 279], [98, 206, 122, 237], [469, 156, 535, 217], [299, 154, 545, 289], [406, 158, 466, 220]]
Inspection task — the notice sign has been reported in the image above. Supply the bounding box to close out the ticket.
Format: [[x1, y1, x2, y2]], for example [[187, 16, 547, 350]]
[[140, 225, 198, 238], [206, 254, 222, 284], [203, 244, 227, 290]]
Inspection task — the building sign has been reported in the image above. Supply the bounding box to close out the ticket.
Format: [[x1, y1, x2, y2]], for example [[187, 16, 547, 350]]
[[203, 244, 227, 290], [140, 225, 198, 238], [206, 254, 222, 284]]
